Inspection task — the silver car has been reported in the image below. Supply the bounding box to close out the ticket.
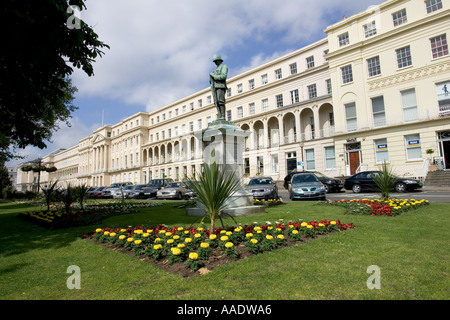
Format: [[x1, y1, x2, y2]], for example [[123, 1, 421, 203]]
[[156, 182, 190, 200], [245, 177, 279, 200], [289, 173, 326, 200]]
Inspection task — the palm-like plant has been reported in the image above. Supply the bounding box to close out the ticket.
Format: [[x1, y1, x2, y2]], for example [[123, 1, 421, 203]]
[[373, 161, 396, 201], [75, 184, 90, 210], [55, 183, 78, 215], [40, 180, 59, 211], [184, 162, 242, 234]]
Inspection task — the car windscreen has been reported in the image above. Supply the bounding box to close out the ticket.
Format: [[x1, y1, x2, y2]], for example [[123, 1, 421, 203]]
[[147, 180, 163, 186], [292, 174, 319, 184], [248, 179, 272, 185], [167, 182, 182, 188]]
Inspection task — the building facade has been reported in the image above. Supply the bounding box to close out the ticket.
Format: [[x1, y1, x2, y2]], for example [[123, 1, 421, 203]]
[[17, 0, 450, 190], [325, 0, 450, 177]]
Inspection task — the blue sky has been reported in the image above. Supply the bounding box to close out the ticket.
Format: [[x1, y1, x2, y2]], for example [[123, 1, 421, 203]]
[[7, 0, 383, 168]]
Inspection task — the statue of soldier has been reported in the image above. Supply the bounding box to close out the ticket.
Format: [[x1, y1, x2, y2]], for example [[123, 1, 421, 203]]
[[209, 54, 228, 120]]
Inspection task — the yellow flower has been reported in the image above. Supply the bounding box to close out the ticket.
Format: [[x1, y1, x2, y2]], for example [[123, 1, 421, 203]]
[[220, 236, 229, 242], [177, 227, 184, 231], [110, 232, 117, 237], [173, 235, 180, 240], [184, 230, 190, 234], [120, 229, 127, 232], [167, 239, 174, 244], [171, 248, 181, 255], [127, 237, 134, 242], [153, 244, 162, 250], [158, 230, 166, 234], [119, 235, 126, 240], [277, 234, 284, 240], [200, 242, 210, 248], [143, 233, 150, 238], [95, 228, 102, 233], [166, 232, 172, 237], [226, 231, 232, 236], [184, 238, 192, 243], [220, 230, 226, 234], [189, 252, 199, 260], [292, 230, 299, 234], [266, 235, 274, 240], [225, 242, 234, 248], [194, 233, 202, 238], [307, 225, 313, 229], [177, 243, 186, 248], [250, 239, 258, 244], [154, 237, 162, 243], [103, 231, 110, 236], [209, 234, 217, 240], [146, 229, 153, 233], [301, 222, 308, 227], [246, 233, 253, 238], [330, 221, 337, 225], [134, 240, 142, 245], [318, 223, 325, 227], [267, 226, 273, 230]]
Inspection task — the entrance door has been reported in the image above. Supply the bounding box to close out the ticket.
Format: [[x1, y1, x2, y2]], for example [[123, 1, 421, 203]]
[[348, 152, 360, 175], [438, 131, 450, 169], [286, 152, 297, 173], [346, 143, 361, 175]]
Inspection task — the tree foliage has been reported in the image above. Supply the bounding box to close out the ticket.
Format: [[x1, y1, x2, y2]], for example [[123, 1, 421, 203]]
[[0, 0, 109, 162]]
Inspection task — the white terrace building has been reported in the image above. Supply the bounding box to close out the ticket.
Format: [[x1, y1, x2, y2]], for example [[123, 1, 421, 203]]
[[17, 0, 450, 190], [325, 0, 450, 177]]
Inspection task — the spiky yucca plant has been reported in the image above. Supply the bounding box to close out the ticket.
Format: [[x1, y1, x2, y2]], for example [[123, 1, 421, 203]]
[[373, 161, 396, 201], [185, 162, 242, 234], [40, 180, 59, 211]]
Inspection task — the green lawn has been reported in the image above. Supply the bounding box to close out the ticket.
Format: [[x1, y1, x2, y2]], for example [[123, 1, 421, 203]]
[[0, 199, 448, 300]]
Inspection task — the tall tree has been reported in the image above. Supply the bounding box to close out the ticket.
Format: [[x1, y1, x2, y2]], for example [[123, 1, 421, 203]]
[[0, 0, 109, 162]]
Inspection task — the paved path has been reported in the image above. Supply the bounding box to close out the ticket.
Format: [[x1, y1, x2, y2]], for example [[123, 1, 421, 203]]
[[278, 186, 450, 202]]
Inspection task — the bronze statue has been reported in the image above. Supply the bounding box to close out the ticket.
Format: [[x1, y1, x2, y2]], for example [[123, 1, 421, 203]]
[[210, 54, 228, 120]]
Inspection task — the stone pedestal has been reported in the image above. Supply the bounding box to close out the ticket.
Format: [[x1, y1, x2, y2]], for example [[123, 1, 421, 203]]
[[186, 120, 265, 217]]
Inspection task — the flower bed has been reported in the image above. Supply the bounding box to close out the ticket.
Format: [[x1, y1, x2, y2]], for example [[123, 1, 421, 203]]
[[323, 198, 429, 216], [83, 219, 355, 277], [18, 202, 162, 229], [253, 198, 284, 207]]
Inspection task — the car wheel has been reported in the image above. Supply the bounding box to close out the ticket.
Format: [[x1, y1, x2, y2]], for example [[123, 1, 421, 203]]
[[324, 184, 330, 193], [395, 182, 406, 193], [352, 184, 362, 193]]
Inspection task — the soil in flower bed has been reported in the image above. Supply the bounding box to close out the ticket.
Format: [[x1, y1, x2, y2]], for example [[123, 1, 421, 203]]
[[84, 222, 354, 278]]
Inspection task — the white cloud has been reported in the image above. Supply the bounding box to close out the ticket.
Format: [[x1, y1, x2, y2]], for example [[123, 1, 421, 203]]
[[7, 0, 383, 168], [6, 117, 98, 168], [72, 0, 382, 113]]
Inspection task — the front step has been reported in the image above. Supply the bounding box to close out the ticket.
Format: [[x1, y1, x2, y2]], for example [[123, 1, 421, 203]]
[[424, 170, 450, 187]]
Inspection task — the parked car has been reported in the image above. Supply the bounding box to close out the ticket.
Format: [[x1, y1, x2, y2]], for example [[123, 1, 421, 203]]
[[112, 185, 135, 199], [156, 181, 191, 200], [142, 178, 174, 198], [87, 187, 99, 198], [89, 187, 106, 198], [245, 177, 278, 200], [101, 182, 133, 199], [284, 170, 344, 193], [344, 171, 423, 193], [288, 172, 326, 200], [125, 184, 150, 199]]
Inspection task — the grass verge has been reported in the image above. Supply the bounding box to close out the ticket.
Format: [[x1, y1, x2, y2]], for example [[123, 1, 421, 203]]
[[0, 200, 448, 300]]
